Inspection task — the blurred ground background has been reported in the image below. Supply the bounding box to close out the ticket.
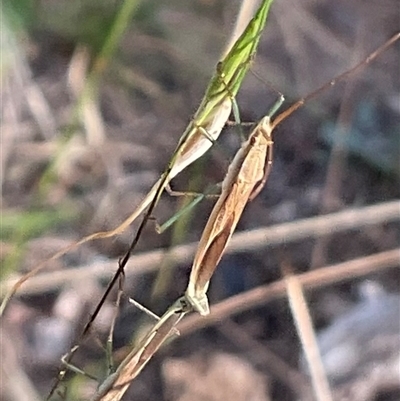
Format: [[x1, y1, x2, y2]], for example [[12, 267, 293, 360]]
[[1, 0, 399, 400]]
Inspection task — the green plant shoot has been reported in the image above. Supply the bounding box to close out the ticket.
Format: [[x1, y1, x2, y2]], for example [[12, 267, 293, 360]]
[[0, 0, 276, 316]]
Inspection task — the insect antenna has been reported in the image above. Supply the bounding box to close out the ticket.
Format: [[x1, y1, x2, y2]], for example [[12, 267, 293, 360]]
[[271, 32, 400, 130]]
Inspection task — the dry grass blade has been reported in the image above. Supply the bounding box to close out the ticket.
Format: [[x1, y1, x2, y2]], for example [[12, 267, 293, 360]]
[[0, 0, 276, 317], [283, 264, 333, 401], [218, 319, 310, 397], [185, 114, 277, 315], [90, 297, 190, 401]]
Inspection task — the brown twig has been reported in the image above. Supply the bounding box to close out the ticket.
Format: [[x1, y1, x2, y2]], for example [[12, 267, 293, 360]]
[[1, 200, 398, 299], [178, 248, 400, 336]]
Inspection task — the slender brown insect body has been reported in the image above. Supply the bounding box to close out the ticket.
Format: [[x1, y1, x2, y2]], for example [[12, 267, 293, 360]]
[[185, 116, 274, 315], [185, 32, 400, 316]]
